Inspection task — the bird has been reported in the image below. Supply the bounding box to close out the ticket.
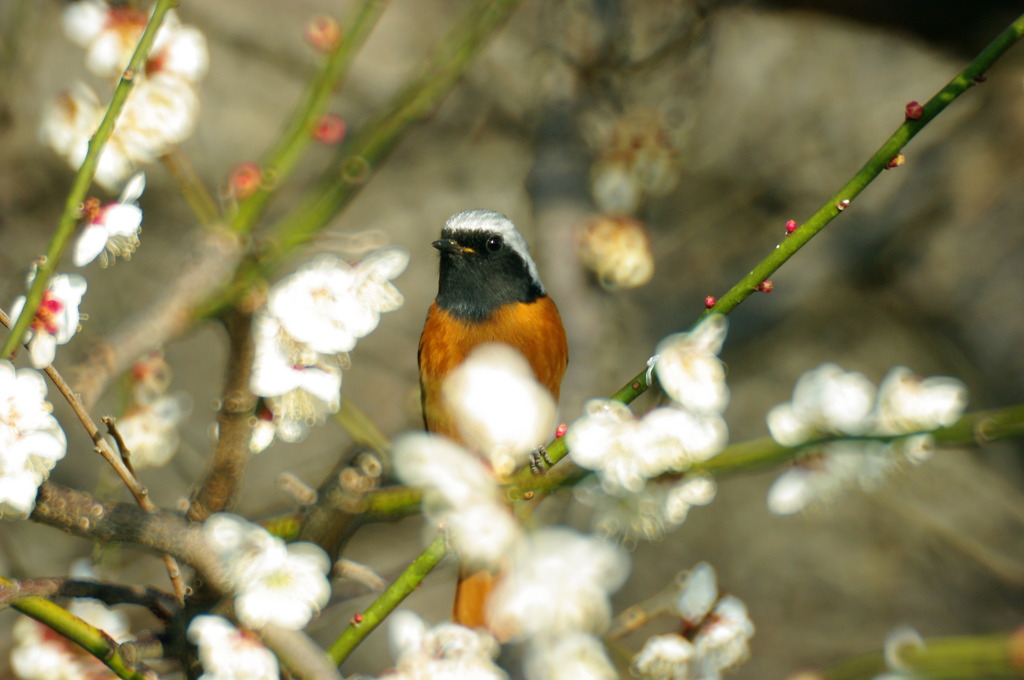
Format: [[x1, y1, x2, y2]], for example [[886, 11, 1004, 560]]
[[418, 209, 568, 629]]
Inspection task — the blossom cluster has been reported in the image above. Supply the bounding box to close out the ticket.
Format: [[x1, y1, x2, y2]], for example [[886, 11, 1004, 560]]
[[765, 363, 968, 514], [202, 513, 332, 630], [632, 563, 755, 680], [41, 1, 208, 191], [250, 249, 408, 448], [566, 315, 730, 541], [0, 361, 67, 519]]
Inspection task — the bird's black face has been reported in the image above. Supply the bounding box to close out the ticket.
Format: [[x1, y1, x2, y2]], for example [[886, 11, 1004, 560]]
[[434, 227, 544, 322]]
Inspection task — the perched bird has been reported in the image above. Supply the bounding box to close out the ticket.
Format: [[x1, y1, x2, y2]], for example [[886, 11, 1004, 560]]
[[418, 209, 568, 628]]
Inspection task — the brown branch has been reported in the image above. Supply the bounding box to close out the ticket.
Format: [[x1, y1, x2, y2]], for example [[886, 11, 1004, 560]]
[[298, 447, 383, 560], [30, 482, 230, 591], [70, 226, 243, 411], [187, 309, 257, 522], [1, 578, 178, 621]]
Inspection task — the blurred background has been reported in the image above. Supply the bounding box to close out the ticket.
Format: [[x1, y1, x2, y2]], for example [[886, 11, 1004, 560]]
[[1, 1, 1023, 677]]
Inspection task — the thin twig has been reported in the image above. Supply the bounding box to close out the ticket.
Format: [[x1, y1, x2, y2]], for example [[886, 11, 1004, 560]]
[[266, 0, 525, 255], [161, 147, 221, 228], [103, 415, 136, 479]]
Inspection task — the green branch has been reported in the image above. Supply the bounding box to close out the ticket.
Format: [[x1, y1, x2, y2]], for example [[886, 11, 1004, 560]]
[[706, 12, 1024, 321], [229, 0, 389, 234], [0, 0, 176, 360], [9, 589, 152, 680], [327, 531, 447, 665]]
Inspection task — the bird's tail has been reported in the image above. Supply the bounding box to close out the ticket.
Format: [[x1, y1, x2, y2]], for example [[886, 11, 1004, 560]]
[[453, 566, 497, 629]]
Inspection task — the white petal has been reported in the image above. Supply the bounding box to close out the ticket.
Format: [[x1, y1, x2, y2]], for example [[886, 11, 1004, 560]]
[[766, 468, 816, 515], [74, 225, 109, 266], [61, 0, 107, 48], [28, 334, 57, 369], [359, 247, 409, 281], [101, 203, 143, 237], [118, 171, 147, 204], [297, 366, 342, 405], [157, 25, 209, 82]]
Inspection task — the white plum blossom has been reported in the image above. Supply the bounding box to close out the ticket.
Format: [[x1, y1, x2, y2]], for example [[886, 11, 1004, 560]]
[[766, 364, 969, 514], [442, 343, 557, 476], [566, 317, 729, 543], [575, 474, 717, 544], [486, 527, 630, 641], [40, 82, 135, 191], [633, 634, 695, 680], [767, 441, 898, 515], [202, 513, 331, 630], [268, 250, 408, 354], [393, 433, 520, 570], [766, 363, 876, 446], [9, 272, 88, 369], [882, 625, 926, 672], [655, 314, 730, 414], [74, 171, 145, 267], [633, 562, 754, 680], [251, 248, 407, 446], [43, 2, 208, 189], [587, 107, 686, 215], [382, 610, 506, 680], [0, 361, 67, 519], [568, 400, 726, 495], [62, 3, 208, 82], [250, 313, 343, 440], [873, 367, 968, 435], [187, 615, 279, 680], [692, 595, 755, 677], [249, 407, 277, 454]]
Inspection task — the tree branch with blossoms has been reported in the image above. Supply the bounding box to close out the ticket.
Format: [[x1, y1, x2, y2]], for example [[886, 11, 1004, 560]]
[[1, 0, 177, 363], [6, 2, 1024, 680]]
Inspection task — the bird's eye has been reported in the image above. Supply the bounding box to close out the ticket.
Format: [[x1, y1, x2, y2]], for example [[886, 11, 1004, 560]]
[[486, 235, 503, 252]]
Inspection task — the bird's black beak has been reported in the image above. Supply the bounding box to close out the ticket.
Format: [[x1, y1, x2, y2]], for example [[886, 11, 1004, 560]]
[[432, 238, 474, 255]]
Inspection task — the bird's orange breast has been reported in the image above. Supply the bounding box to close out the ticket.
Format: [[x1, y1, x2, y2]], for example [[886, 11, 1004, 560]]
[[418, 297, 568, 444]]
